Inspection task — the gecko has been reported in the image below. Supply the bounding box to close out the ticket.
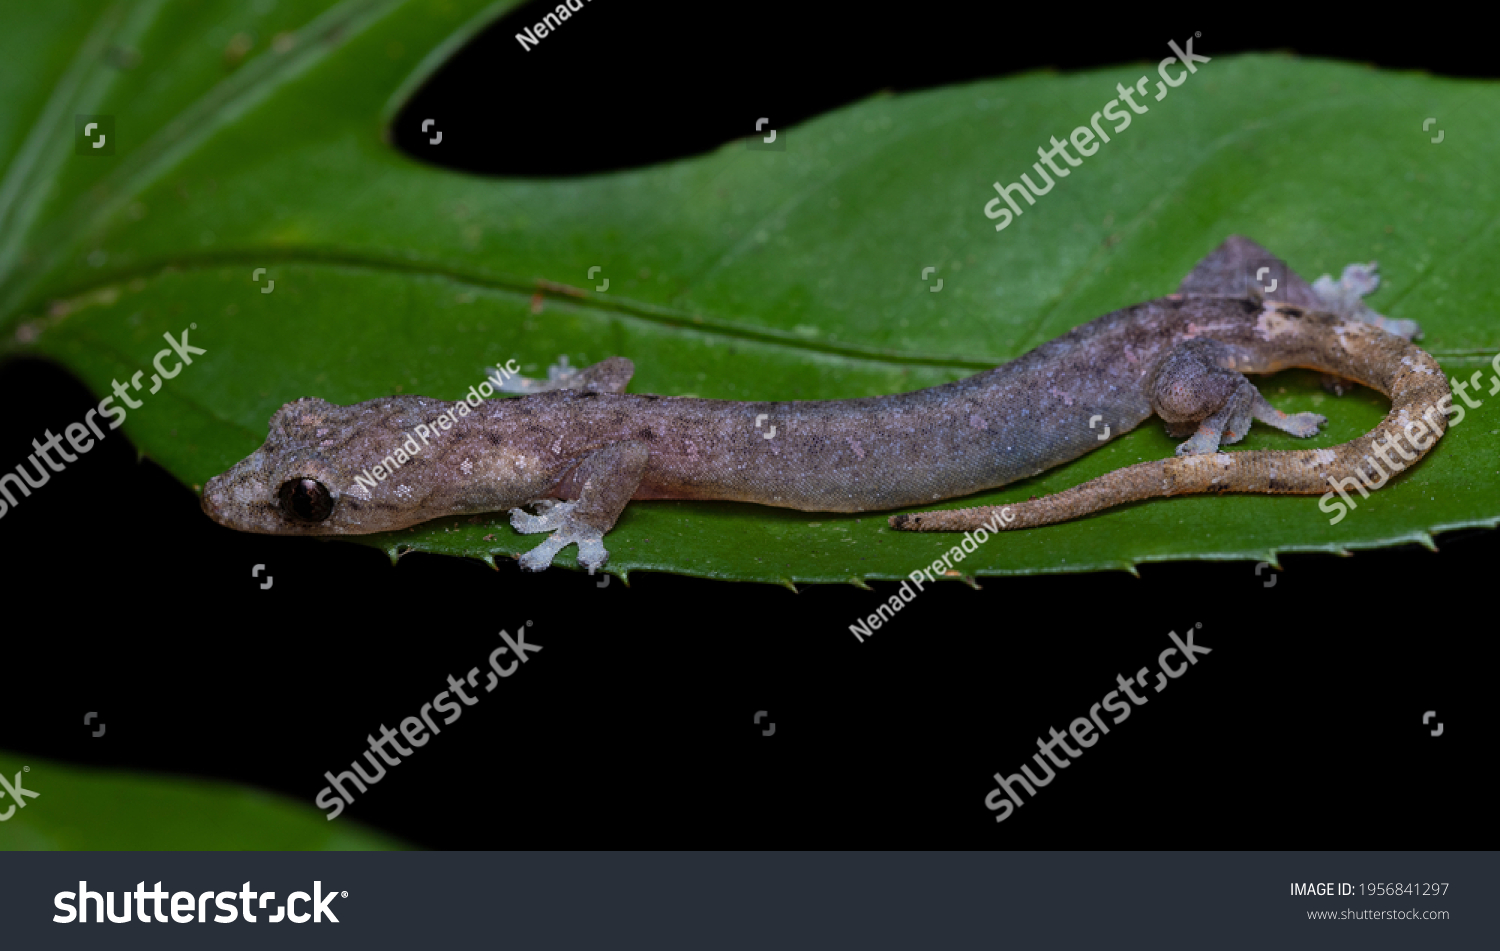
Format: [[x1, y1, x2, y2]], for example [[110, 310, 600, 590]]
[[200, 236, 1452, 569]]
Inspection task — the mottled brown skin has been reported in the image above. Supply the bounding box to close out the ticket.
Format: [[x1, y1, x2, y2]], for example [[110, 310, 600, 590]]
[[893, 300, 1451, 531], [200, 237, 1450, 570], [889, 237, 1452, 531]]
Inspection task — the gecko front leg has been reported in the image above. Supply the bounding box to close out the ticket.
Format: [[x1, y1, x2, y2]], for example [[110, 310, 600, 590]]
[[1148, 338, 1325, 455], [496, 355, 635, 394], [510, 439, 650, 571]]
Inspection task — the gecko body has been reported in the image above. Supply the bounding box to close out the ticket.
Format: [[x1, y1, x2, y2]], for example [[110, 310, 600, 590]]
[[201, 237, 1451, 570]]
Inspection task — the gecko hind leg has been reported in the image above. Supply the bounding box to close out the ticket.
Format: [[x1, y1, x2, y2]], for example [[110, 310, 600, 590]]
[[1177, 237, 1414, 393], [1309, 261, 1417, 392], [509, 440, 650, 571], [1149, 339, 1325, 455]]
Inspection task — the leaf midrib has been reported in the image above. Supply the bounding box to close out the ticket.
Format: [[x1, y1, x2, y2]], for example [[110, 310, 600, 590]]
[[13, 250, 1005, 371]]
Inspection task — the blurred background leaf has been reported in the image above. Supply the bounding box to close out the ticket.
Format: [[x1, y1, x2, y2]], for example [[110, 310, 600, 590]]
[[0, 750, 406, 850], [1, 0, 1497, 588]]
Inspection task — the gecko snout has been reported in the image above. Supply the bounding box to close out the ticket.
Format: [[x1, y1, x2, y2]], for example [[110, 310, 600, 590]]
[[200, 473, 231, 522]]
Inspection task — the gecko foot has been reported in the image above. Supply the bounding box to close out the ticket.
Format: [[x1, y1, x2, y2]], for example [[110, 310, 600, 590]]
[[495, 355, 579, 394], [1315, 261, 1380, 300], [1311, 262, 1421, 340], [1153, 338, 1329, 455], [1267, 410, 1327, 438], [510, 500, 610, 571], [1173, 400, 1325, 455], [517, 529, 608, 572], [493, 355, 637, 395]]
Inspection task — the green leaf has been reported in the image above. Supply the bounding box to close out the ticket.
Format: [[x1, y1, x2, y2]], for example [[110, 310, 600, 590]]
[[2, 1, 1497, 585], [0, 750, 406, 849]]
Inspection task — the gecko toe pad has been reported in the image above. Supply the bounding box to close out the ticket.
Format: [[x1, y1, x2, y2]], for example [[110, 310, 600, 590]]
[[510, 499, 611, 570], [1275, 411, 1326, 438], [1310, 263, 1421, 340], [574, 536, 608, 571], [518, 534, 567, 571], [1338, 262, 1380, 297], [496, 355, 580, 394], [509, 499, 573, 533], [1373, 316, 1422, 341], [1311, 263, 1380, 311], [516, 524, 609, 572]]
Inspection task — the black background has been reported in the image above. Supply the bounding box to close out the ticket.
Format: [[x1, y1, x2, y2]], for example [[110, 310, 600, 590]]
[[3, 1, 1494, 847]]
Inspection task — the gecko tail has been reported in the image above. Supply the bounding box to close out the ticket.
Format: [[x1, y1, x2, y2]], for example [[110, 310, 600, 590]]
[[890, 312, 1454, 533], [888, 462, 1181, 532], [888, 451, 1317, 532], [889, 430, 1439, 532]]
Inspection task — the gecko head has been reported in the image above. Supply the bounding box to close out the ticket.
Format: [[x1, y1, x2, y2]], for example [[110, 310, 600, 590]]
[[201, 448, 348, 534], [200, 397, 426, 535]]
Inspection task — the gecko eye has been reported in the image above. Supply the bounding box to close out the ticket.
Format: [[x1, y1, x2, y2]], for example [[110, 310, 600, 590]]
[[278, 478, 334, 523]]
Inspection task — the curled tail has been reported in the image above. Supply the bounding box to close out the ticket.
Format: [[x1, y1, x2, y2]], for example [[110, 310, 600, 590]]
[[889, 307, 1453, 532]]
